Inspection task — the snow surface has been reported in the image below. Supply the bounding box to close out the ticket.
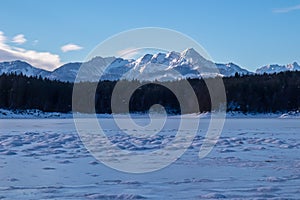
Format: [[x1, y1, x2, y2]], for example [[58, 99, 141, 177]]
[[0, 115, 300, 199], [1, 109, 299, 119]]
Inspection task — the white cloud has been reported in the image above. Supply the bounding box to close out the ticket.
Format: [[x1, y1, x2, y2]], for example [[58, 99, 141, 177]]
[[32, 40, 39, 46], [12, 34, 27, 44], [0, 31, 61, 71], [117, 47, 141, 59], [273, 4, 300, 13], [61, 43, 83, 52]]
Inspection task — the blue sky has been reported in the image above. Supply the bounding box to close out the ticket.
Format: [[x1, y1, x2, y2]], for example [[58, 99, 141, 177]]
[[0, 0, 300, 71]]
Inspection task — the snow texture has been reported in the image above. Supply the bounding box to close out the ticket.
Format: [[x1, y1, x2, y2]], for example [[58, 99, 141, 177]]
[[0, 116, 299, 199]]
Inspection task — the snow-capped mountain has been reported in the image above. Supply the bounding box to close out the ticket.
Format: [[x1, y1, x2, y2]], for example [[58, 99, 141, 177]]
[[46, 56, 116, 82], [256, 62, 300, 74], [96, 48, 251, 81], [0, 48, 255, 82], [216, 63, 253, 77], [0, 60, 49, 77]]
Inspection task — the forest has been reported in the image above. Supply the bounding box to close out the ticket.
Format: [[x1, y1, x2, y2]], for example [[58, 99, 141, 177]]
[[0, 71, 299, 114]]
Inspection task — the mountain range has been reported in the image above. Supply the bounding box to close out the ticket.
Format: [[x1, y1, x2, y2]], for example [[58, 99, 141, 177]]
[[256, 62, 300, 74], [0, 48, 299, 82]]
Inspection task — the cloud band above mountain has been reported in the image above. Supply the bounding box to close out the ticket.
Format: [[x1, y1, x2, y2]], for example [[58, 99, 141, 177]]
[[0, 31, 61, 71]]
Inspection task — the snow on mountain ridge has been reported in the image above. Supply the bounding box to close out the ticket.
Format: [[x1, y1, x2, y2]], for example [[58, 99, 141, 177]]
[[216, 62, 252, 77], [0, 60, 49, 77], [256, 62, 300, 74], [180, 48, 207, 64], [5, 48, 297, 82]]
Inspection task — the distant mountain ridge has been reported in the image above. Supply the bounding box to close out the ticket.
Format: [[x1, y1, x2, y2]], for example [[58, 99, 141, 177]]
[[0, 48, 298, 82], [256, 62, 300, 74], [0, 60, 48, 77]]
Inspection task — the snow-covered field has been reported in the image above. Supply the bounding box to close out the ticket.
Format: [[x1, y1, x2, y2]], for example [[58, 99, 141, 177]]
[[0, 116, 300, 199]]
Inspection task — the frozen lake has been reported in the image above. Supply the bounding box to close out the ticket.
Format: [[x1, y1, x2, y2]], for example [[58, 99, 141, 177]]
[[0, 117, 300, 199]]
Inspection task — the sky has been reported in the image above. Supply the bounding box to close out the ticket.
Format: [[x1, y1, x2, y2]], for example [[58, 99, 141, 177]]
[[0, 0, 300, 72]]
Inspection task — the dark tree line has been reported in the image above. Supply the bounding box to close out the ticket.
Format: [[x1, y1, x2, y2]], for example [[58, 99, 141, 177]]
[[0, 73, 72, 112], [223, 72, 300, 113], [0, 71, 299, 114]]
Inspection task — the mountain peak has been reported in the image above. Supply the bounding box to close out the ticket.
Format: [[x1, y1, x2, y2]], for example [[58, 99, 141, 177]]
[[0, 60, 47, 77], [181, 48, 199, 57], [2, 60, 31, 66], [137, 54, 153, 64], [89, 56, 116, 62], [152, 52, 167, 63], [166, 51, 180, 60], [292, 61, 299, 66]]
